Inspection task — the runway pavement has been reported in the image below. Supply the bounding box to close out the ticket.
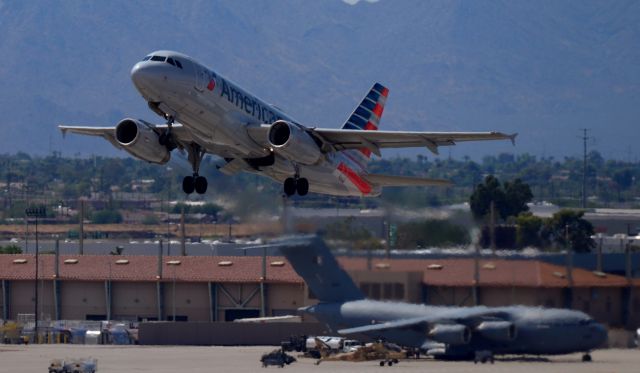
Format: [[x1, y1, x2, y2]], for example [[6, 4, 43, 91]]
[[1, 345, 638, 373]]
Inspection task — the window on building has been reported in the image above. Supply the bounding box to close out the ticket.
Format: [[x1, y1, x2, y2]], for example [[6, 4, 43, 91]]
[[166, 315, 188, 322], [85, 314, 106, 321], [583, 301, 591, 313], [360, 283, 371, 297], [371, 283, 381, 300], [383, 283, 393, 299], [394, 283, 405, 300]]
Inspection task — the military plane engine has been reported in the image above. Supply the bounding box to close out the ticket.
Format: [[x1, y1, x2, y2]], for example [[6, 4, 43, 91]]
[[115, 118, 170, 164], [267, 120, 323, 165], [428, 324, 471, 345], [475, 321, 517, 342]]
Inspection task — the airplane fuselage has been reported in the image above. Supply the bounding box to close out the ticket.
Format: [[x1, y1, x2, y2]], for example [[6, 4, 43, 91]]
[[131, 50, 380, 196], [304, 299, 608, 357]]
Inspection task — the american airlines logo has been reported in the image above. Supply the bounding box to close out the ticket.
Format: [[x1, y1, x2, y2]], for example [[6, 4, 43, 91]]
[[220, 79, 282, 123]]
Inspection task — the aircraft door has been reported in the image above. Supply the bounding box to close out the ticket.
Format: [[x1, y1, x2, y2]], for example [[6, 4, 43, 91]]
[[195, 65, 207, 92]]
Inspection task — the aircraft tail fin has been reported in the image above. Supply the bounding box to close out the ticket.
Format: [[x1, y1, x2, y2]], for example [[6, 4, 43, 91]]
[[341, 82, 389, 160], [275, 235, 364, 303]]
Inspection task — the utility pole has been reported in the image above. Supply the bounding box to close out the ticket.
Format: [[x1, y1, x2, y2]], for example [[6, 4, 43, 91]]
[[580, 129, 590, 209]]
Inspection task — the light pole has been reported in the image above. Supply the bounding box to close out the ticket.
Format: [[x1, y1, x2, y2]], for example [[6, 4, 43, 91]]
[[25, 206, 46, 342]]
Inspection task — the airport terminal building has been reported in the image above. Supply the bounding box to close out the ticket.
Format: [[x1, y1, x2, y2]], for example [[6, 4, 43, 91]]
[[0, 253, 639, 329]]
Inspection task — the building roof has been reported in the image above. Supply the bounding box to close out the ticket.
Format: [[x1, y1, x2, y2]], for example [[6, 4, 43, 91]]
[[339, 257, 632, 288], [0, 254, 632, 288], [0, 255, 302, 284]]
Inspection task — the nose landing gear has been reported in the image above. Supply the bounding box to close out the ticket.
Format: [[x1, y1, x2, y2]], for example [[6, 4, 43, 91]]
[[182, 143, 208, 195]]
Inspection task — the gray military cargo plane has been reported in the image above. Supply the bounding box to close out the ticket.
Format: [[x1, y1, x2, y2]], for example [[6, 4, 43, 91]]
[[276, 236, 607, 362], [59, 50, 515, 197]]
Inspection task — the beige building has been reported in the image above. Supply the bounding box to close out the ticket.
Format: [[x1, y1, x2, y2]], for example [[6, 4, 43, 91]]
[[0, 254, 638, 328]]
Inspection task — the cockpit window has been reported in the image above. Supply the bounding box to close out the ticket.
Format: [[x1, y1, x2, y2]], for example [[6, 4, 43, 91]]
[[150, 55, 166, 62], [142, 56, 151, 61], [174, 59, 183, 69], [167, 58, 175, 66]]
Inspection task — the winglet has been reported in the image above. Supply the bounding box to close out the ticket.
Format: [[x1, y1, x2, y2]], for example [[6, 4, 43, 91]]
[[509, 133, 518, 146]]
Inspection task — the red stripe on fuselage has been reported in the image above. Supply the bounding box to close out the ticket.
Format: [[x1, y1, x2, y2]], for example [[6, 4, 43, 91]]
[[338, 162, 371, 195]]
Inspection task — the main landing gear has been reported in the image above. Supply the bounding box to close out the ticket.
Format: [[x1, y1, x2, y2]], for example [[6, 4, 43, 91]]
[[182, 143, 208, 195], [158, 115, 177, 151], [283, 176, 309, 197], [581, 353, 592, 362]]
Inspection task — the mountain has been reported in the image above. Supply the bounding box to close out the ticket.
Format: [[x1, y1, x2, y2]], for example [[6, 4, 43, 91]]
[[0, 0, 638, 160]]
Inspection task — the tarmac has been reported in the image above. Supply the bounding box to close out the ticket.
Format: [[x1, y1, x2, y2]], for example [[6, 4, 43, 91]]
[[1, 345, 639, 373]]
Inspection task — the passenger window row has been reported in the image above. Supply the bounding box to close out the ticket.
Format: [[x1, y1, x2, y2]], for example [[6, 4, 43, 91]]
[[142, 55, 183, 69]]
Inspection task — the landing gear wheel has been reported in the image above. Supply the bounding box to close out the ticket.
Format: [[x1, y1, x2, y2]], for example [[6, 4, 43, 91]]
[[284, 178, 296, 196], [296, 178, 309, 196], [194, 176, 208, 194], [582, 353, 592, 362], [379, 361, 385, 367], [182, 176, 195, 194]]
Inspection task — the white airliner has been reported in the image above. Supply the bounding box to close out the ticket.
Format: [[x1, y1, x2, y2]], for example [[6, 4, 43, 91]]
[[60, 50, 515, 197]]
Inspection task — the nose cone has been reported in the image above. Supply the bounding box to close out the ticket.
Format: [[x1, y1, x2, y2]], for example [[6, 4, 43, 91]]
[[589, 323, 608, 349], [131, 62, 159, 91]]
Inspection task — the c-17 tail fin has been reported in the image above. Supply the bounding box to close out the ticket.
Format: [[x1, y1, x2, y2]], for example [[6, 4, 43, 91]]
[[275, 235, 364, 303]]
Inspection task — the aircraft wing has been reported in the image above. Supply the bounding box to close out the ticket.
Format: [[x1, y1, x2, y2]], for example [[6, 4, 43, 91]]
[[311, 128, 517, 155], [363, 174, 452, 187], [59, 125, 123, 149], [338, 309, 512, 335], [338, 315, 434, 335], [58, 122, 193, 148]]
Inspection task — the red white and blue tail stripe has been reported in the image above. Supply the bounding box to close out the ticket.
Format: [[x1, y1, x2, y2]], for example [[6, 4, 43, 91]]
[[341, 82, 389, 159], [334, 83, 389, 196]]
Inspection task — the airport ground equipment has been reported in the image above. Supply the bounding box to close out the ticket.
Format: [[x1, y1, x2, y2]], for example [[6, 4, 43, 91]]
[[260, 349, 296, 368], [48, 358, 97, 373], [316, 341, 405, 366]]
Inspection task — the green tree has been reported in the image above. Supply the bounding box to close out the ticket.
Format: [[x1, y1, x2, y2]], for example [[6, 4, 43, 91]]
[[503, 179, 533, 218], [516, 213, 545, 248], [396, 219, 470, 248], [91, 209, 123, 224], [0, 245, 22, 254], [543, 210, 595, 253], [470, 176, 532, 221], [470, 175, 505, 220]]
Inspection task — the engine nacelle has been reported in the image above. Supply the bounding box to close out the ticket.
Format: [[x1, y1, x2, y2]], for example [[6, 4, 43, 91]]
[[115, 118, 170, 164], [267, 120, 322, 165], [475, 321, 517, 342], [428, 324, 471, 345]]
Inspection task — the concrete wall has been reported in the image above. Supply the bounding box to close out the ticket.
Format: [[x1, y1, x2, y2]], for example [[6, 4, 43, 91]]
[[162, 282, 209, 321], [138, 322, 328, 345], [60, 281, 106, 320], [480, 287, 564, 308], [112, 282, 157, 321], [267, 283, 305, 316], [572, 287, 624, 326], [351, 271, 423, 302], [425, 286, 475, 306]]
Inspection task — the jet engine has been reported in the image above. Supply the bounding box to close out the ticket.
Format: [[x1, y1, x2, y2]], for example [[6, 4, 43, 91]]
[[267, 120, 323, 165], [428, 324, 471, 345], [475, 321, 517, 342], [115, 118, 170, 164]]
